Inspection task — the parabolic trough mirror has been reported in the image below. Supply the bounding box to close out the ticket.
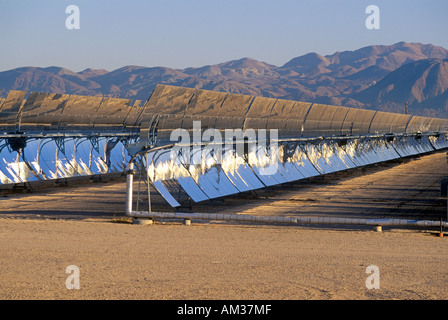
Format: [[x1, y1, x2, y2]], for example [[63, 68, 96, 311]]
[[1, 84, 447, 210]]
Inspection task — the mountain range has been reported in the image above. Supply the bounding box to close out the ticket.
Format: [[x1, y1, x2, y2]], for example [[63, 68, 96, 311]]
[[1, 41, 448, 118]]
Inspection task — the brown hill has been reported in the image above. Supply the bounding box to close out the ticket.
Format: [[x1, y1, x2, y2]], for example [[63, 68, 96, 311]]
[[353, 58, 448, 116], [1, 42, 448, 117]]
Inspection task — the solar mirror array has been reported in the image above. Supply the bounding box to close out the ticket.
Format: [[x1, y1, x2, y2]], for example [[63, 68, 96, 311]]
[[0, 90, 141, 185], [1, 84, 447, 208]]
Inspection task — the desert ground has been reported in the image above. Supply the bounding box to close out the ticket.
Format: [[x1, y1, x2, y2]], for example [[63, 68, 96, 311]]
[[0, 151, 447, 300]]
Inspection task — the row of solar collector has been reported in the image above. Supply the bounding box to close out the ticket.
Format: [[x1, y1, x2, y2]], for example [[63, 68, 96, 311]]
[[0, 136, 130, 184], [146, 134, 448, 207], [0, 90, 143, 134], [138, 85, 447, 146], [135, 85, 448, 207], [1, 84, 446, 141]]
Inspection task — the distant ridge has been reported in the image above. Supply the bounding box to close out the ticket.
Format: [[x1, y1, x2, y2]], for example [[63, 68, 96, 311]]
[[353, 58, 448, 115], [1, 42, 448, 117]]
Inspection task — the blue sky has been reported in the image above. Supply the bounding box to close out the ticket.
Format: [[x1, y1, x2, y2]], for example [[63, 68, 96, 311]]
[[1, 0, 447, 72]]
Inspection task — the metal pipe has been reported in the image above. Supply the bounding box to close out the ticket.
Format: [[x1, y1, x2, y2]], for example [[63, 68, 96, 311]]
[[126, 133, 444, 159], [127, 210, 448, 228], [1, 133, 136, 139], [125, 144, 176, 216], [146, 152, 151, 213], [125, 161, 134, 216]]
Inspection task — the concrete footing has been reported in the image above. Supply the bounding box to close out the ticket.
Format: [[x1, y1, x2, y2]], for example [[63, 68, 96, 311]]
[[132, 218, 153, 226]]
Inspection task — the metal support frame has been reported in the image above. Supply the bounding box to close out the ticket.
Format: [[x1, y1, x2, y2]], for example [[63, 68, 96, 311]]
[[127, 210, 448, 229], [125, 131, 448, 229], [0, 132, 139, 186]]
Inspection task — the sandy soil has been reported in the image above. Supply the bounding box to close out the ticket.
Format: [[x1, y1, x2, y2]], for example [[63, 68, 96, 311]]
[[0, 219, 447, 300], [0, 152, 447, 300]]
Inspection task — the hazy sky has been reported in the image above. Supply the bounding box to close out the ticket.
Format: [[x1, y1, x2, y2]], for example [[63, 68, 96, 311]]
[[1, 0, 447, 72]]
